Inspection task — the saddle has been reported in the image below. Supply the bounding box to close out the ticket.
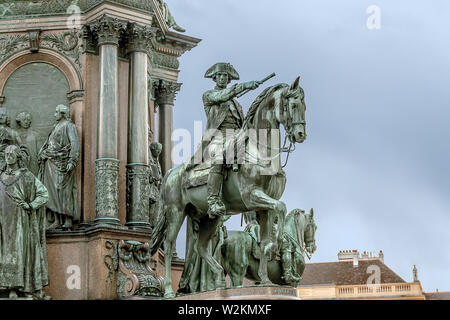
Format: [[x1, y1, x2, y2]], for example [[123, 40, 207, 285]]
[[182, 161, 212, 189], [182, 133, 244, 189]]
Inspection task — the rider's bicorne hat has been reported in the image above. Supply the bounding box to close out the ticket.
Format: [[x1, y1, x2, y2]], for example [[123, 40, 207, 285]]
[[204, 62, 240, 80]]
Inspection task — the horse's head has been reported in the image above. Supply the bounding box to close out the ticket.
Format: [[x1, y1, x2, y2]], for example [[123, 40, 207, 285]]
[[281, 76, 307, 144], [304, 209, 317, 254]]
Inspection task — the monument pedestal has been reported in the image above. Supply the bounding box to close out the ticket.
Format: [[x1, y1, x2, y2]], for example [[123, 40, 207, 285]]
[[45, 226, 152, 300], [171, 286, 300, 300]]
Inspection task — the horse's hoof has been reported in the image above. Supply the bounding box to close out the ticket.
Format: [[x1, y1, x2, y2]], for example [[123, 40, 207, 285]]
[[258, 280, 273, 286], [164, 292, 175, 299]]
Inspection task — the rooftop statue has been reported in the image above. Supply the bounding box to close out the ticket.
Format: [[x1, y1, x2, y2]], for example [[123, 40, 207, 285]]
[[0, 145, 50, 300], [156, 0, 186, 32], [150, 62, 308, 298]]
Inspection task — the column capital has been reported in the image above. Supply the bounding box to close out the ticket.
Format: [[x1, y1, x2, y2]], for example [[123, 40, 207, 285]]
[[154, 80, 182, 105], [126, 23, 156, 54], [89, 15, 127, 46]]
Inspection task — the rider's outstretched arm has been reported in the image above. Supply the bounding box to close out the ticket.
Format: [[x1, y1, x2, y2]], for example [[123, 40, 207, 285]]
[[203, 81, 260, 106]]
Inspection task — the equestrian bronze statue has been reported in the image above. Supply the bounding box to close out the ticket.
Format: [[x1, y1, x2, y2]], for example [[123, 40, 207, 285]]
[[151, 62, 307, 298]]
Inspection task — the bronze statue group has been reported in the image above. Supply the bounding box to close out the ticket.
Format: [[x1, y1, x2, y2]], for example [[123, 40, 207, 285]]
[[0, 104, 79, 299], [0, 61, 317, 299]]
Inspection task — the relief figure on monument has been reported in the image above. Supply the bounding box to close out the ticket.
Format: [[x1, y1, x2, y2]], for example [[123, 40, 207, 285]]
[[38, 104, 80, 231], [0, 145, 50, 300], [148, 135, 163, 229], [0, 108, 27, 172], [16, 111, 42, 175]]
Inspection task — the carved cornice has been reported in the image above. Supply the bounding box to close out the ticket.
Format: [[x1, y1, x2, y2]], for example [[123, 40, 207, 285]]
[[126, 23, 156, 54], [89, 15, 127, 46], [154, 79, 181, 106], [0, 1, 154, 19], [150, 51, 179, 70]]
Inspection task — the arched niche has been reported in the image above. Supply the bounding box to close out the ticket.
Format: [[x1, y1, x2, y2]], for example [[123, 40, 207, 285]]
[[1, 61, 70, 142]]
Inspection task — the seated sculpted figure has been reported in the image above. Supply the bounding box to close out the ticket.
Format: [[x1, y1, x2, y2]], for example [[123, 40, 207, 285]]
[[156, 0, 186, 32], [0, 145, 50, 299]]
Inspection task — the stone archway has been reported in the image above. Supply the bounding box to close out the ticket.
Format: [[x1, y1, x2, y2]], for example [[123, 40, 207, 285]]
[[2, 61, 70, 138], [0, 49, 85, 220]]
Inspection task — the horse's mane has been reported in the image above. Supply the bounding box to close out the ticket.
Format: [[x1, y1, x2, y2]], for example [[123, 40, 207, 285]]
[[243, 83, 288, 129]]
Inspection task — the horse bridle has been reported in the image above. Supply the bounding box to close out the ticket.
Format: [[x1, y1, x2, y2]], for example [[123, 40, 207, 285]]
[[279, 88, 306, 168]]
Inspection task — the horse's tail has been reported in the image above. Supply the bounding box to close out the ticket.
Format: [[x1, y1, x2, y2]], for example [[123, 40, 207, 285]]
[[150, 172, 169, 256]]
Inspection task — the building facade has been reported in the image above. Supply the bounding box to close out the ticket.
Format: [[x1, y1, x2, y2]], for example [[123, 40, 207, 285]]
[[298, 250, 426, 300]]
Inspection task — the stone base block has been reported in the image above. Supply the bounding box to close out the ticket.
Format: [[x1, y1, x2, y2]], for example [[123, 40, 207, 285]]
[[171, 286, 300, 300], [44, 225, 152, 300]]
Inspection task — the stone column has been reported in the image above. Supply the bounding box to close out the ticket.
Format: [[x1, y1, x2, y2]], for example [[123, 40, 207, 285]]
[[155, 80, 181, 174], [90, 15, 127, 225], [125, 23, 154, 229]]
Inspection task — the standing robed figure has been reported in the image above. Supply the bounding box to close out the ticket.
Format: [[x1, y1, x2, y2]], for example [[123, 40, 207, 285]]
[[0, 145, 49, 299], [38, 104, 80, 230]]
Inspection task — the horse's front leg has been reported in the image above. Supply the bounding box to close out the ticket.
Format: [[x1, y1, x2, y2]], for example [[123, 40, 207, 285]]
[[248, 189, 287, 285], [256, 210, 272, 284]]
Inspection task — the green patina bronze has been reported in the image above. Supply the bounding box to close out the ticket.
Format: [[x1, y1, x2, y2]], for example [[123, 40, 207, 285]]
[[0, 144, 50, 300], [155, 0, 185, 32], [150, 64, 307, 298], [222, 209, 317, 288], [38, 104, 80, 231]]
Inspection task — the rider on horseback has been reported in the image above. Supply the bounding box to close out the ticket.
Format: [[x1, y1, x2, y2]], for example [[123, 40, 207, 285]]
[[201, 63, 260, 219]]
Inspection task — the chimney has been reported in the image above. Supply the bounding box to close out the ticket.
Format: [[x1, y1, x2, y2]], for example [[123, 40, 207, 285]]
[[353, 255, 359, 268], [361, 251, 369, 260], [338, 249, 360, 261]]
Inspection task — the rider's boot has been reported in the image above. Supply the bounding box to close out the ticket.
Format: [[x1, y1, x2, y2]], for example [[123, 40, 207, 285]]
[[207, 166, 226, 219], [281, 250, 301, 286]]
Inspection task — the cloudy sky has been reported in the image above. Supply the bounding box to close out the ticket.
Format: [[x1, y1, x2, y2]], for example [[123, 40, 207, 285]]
[[163, 0, 450, 292]]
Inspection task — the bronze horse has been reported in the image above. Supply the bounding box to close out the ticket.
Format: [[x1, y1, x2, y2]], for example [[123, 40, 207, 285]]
[[150, 77, 307, 298], [222, 209, 317, 288]]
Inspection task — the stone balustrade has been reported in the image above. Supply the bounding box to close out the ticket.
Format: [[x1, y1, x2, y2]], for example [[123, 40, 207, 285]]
[[298, 282, 425, 300]]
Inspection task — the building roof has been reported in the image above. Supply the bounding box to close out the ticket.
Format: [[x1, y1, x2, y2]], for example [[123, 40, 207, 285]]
[[424, 292, 450, 300], [299, 259, 406, 286]]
